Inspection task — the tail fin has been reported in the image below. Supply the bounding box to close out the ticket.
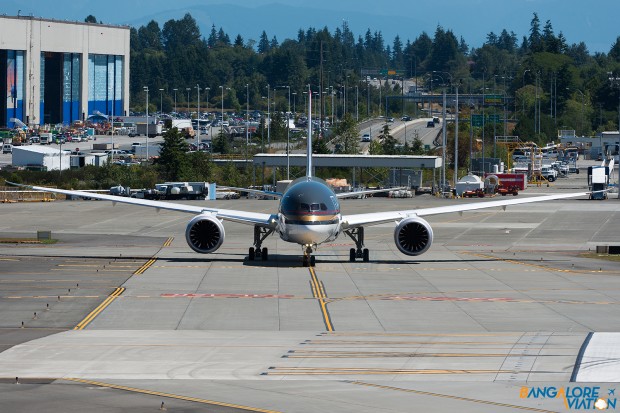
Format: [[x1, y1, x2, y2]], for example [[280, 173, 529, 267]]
[[306, 84, 312, 179]]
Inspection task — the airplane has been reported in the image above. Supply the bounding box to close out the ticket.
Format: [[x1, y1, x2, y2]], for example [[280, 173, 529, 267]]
[[7, 86, 594, 267]]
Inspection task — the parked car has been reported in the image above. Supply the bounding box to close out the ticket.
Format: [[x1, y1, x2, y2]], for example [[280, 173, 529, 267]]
[[2, 143, 13, 154], [426, 121, 435, 128], [360, 133, 371, 142]]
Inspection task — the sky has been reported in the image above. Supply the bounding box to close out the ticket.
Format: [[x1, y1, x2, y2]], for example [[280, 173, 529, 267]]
[[6, 0, 620, 54]]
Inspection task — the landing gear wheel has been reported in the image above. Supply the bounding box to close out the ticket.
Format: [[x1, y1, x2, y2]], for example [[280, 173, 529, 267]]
[[302, 255, 309, 267], [262, 247, 268, 261], [349, 248, 356, 262], [362, 248, 369, 262], [310, 255, 316, 267], [249, 247, 255, 261]]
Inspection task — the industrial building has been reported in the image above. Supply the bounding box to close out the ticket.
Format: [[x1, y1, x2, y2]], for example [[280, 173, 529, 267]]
[[0, 15, 130, 128]]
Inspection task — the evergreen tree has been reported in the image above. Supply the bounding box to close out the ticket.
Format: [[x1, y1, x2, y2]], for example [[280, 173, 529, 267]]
[[84, 15, 97, 24], [207, 25, 218, 48], [157, 128, 190, 181], [529, 13, 543, 52], [258, 31, 270, 53], [333, 113, 359, 154]]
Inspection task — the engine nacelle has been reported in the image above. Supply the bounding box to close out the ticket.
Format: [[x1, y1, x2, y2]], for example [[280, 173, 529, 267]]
[[185, 215, 225, 254], [394, 217, 433, 256]]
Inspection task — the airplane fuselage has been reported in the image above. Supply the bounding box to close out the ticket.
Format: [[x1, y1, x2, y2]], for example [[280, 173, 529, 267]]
[[276, 177, 341, 246]]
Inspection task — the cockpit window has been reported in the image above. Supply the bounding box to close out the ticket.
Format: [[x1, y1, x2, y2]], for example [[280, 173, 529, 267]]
[[310, 203, 320, 211], [300, 203, 310, 211]]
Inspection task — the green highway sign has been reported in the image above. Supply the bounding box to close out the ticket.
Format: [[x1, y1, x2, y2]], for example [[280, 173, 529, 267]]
[[379, 69, 405, 76], [471, 114, 501, 127], [471, 114, 483, 127]]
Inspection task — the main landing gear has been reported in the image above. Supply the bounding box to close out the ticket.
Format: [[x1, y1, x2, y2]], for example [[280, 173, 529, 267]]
[[248, 225, 274, 261], [302, 244, 316, 267], [344, 227, 370, 262]]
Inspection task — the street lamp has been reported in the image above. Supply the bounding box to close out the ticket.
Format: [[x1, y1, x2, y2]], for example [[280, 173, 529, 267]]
[[173, 88, 178, 114], [278, 85, 291, 179], [195, 84, 201, 149], [266, 84, 271, 148], [186, 87, 191, 116], [205, 87, 210, 112], [159, 88, 164, 114], [567, 88, 585, 136], [143, 86, 149, 161], [245, 83, 250, 166]]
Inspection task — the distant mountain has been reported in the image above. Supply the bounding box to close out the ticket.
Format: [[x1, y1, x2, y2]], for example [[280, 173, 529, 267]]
[[7, 0, 619, 53]]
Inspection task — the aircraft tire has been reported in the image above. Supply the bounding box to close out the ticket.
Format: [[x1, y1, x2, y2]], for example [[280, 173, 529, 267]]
[[249, 247, 255, 260], [349, 248, 356, 262], [310, 255, 316, 267], [363, 248, 369, 262], [262, 247, 269, 261]]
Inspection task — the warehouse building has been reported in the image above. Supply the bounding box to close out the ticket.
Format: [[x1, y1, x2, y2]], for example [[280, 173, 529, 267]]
[[0, 15, 130, 128]]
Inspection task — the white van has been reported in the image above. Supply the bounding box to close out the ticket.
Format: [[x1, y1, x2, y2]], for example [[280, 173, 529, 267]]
[[2, 143, 13, 154]]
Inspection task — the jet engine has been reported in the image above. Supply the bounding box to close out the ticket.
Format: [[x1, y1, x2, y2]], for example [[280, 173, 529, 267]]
[[185, 215, 225, 254], [394, 217, 433, 256]]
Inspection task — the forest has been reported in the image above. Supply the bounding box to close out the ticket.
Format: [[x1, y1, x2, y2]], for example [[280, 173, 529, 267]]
[[125, 11, 620, 147]]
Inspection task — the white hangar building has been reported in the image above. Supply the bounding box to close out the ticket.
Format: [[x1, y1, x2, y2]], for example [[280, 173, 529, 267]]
[[0, 15, 130, 128]]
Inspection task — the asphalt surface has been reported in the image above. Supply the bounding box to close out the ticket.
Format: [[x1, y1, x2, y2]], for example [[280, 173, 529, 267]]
[[0, 169, 619, 412]]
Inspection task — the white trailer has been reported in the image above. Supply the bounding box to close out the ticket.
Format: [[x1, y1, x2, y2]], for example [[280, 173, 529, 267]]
[[136, 123, 163, 137], [12, 146, 71, 171]]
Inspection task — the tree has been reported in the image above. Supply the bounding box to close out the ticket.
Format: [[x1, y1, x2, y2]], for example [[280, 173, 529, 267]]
[[84, 15, 97, 24], [157, 128, 190, 181], [258, 31, 270, 53], [312, 137, 330, 154], [333, 113, 359, 154], [529, 13, 543, 52], [378, 123, 399, 154], [212, 130, 231, 154]]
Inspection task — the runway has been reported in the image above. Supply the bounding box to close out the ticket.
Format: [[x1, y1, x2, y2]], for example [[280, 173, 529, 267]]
[[0, 190, 619, 412]]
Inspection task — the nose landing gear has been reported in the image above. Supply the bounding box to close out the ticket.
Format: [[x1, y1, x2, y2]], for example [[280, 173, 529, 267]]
[[302, 244, 316, 267]]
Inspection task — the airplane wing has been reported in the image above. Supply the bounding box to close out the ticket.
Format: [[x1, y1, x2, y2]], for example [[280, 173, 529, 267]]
[[341, 191, 591, 229], [6, 182, 276, 227], [335, 187, 408, 199], [217, 186, 282, 199]]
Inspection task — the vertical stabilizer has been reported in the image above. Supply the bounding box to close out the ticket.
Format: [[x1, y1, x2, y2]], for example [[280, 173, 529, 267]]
[[307, 85, 313, 178]]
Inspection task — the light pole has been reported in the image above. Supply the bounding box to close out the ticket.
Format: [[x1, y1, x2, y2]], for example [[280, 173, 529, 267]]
[[608, 74, 620, 194], [195, 84, 201, 149], [521, 69, 530, 118], [143, 86, 149, 161], [568, 88, 585, 136], [205, 87, 210, 113], [245, 83, 249, 167], [220, 85, 224, 121], [159, 88, 164, 114], [355, 85, 359, 121], [266, 84, 271, 148], [186, 87, 190, 116], [173, 88, 178, 114], [278, 85, 291, 179], [220, 85, 230, 133], [292, 92, 297, 115]]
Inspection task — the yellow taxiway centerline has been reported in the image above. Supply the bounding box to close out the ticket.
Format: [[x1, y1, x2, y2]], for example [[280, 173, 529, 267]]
[[73, 287, 125, 330]]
